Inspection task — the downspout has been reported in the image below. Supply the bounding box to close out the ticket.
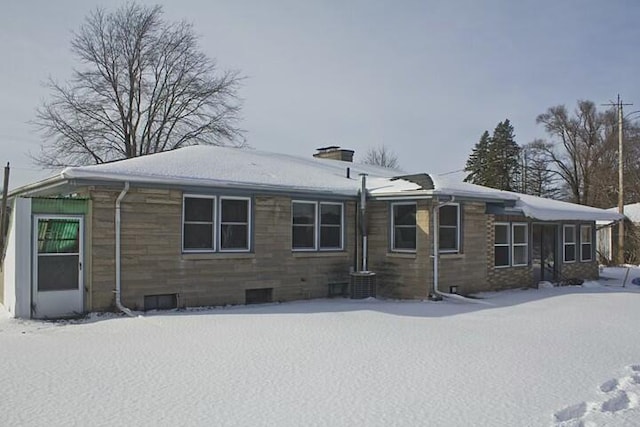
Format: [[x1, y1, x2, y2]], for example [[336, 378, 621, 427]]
[[431, 197, 490, 305], [359, 173, 368, 271], [432, 197, 455, 299], [115, 182, 134, 316]]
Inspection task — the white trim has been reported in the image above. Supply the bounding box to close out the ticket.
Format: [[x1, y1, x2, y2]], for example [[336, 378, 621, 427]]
[[31, 215, 84, 318], [218, 196, 252, 253], [390, 201, 417, 253], [438, 203, 460, 254], [580, 224, 593, 262], [292, 200, 318, 251], [182, 194, 216, 253], [563, 224, 577, 263], [494, 222, 510, 268], [511, 223, 528, 267]]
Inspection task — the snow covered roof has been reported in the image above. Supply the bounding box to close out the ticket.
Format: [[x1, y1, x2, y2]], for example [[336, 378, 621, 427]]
[[18, 145, 622, 222], [606, 202, 640, 223]]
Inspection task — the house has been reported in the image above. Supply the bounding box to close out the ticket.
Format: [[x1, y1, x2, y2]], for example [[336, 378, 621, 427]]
[[598, 202, 640, 264], [0, 146, 623, 318]]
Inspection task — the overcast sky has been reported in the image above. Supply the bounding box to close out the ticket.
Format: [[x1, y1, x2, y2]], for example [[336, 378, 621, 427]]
[[2, 0, 640, 189]]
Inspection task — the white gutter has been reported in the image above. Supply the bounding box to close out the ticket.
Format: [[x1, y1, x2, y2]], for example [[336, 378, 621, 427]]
[[115, 182, 134, 316]]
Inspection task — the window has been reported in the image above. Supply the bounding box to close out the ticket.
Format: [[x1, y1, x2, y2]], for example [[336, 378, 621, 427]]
[[512, 223, 528, 266], [439, 204, 459, 253], [391, 203, 416, 251], [563, 225, 576, 263], [494, 223, 510, 267], [580, 225, 593, 262], [183, 195, 251, 252], [183, 196, 215, 250], [219, 197, 250, 251], [292, 201, 343, 251], [494, 222, 528, 267], [320, 203, 343, 249]]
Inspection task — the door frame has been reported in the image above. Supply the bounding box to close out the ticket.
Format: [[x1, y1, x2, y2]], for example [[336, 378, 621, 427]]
[[532, 222, 559, 284], [31, 214, 84, 318]]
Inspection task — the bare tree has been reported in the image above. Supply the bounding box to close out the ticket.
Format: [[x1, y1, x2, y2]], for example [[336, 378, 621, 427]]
[[33, 3, 244, 167], [520, 139, 561, 198], [362, 145, 399, 168]]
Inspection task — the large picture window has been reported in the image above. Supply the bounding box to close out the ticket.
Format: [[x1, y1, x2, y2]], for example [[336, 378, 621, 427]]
[[292, 201, 343, 251], [580, 225, 593, 262], [563, 225, 576, 263], [183, 195, 251, 252], [439, 204, 459, 253], [391, 203, 416, 251]]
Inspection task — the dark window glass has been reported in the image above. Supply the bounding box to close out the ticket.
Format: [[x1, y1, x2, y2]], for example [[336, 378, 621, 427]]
[[439, 205, 458, 227], [495, 224, 509, 245], [221, 224, 248, 249], [185, 198, 213, 222], [439, 228, 457, 251], [220, 199, 249, 250], [392, 204, 416, 250], [394, 204, 416, 226], [293, 225, 315, 249], [564, 226, 575, 243], [293, 202, 316, 249], [495, 246, 509, 267], [320, 204, 342, 249], [221, 199, 248, 223], [37, 219, 80, 254], [183, 223, 213, 249], [394, 227, 416, 250], [513, 225, 526, 244], [513, 246, 527, 265], [293, 203, 315, 225], [564, 245, 576, 262]]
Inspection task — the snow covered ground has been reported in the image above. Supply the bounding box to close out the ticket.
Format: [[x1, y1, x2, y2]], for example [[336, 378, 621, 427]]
[[2, 267, 640, 426]]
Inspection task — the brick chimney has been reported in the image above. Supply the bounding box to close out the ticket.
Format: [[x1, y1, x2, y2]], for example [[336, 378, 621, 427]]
[[313, 146, 355, 162]]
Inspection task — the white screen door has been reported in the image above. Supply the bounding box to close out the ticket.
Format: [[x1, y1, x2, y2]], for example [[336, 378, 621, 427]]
[[32, 216, 84, 318]]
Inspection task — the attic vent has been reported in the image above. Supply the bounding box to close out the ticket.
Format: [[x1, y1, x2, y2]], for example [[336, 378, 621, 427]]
[[144, 294, 178, 311], [245, 288, 273, 304], [313, 146, 355, 162], [393, 173, 434, 190]]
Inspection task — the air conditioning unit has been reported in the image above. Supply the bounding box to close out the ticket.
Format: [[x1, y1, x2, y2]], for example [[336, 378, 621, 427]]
[[350, 271, 376, 299]]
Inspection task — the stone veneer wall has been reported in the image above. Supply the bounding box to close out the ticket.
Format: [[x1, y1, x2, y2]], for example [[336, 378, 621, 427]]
[[87, 186, 356, 311]]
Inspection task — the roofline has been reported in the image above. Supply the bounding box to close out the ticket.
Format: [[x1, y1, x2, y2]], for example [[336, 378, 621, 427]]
[[8, 174, 66, 198]]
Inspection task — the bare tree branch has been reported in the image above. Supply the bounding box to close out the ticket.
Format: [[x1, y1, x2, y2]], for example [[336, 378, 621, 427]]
[[32, 3, 244, 168], [362, 145, 399, 169]]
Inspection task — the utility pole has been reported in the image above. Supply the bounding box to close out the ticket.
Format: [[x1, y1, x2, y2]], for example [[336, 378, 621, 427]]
[[0, 162, 10, 257], [602, 95, 632, 265]]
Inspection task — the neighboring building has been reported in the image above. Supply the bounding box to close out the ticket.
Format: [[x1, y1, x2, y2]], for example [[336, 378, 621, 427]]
[[599, 202, 640, 264], [0, 146, 622, 318]]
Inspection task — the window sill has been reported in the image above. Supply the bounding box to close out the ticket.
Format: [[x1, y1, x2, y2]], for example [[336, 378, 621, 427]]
[[292, 251, 349, 258], [387, 252, 416, 259], [439, 253, 464, 260], [182, 252, 255, 260]]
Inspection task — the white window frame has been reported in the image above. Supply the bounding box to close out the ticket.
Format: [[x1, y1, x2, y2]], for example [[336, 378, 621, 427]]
[[494, 222, 510, 268], [439, 204, 460, 254], [182, 194, 217, 253], [319, 202, 344, 251], [391, 202, 417, 253], [511, 223, 528, 267], [292, 201, 344, 252], [563, 224, 576, 263], [218, 196, 252, 253], [580, 224, 593, 262]]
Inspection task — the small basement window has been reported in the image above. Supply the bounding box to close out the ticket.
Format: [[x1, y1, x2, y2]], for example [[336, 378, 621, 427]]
[[144, 294, 178, 311], [245, 288, 273, 305]]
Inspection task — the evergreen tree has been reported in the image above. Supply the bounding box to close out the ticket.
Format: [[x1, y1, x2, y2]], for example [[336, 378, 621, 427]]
[[487, 119, 520, 191], [464, 131, 491, 185], [464, 119, 521, 191]]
